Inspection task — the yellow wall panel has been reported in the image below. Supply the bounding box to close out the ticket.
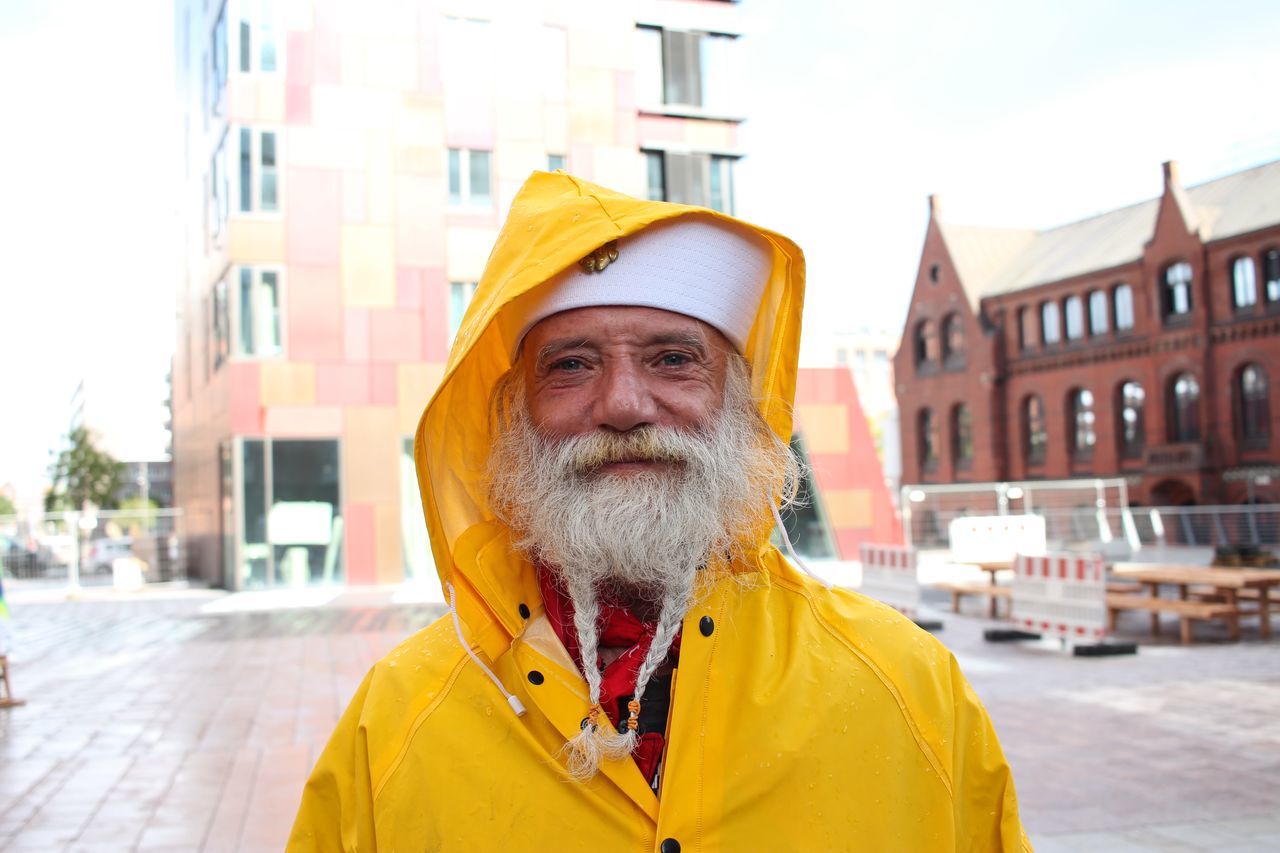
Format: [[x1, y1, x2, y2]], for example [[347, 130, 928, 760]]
[[397, 96, 446, 151], [341, 225, 396, 307], [228, 219, 286, 264], [257, 80, 286, 124], [366, 39, 419, 91], [496, 141, 550, 181], [263, 406, 343, 437], [684, 119, 735, 151], [259, 363, 316, 407], [374, 502, 403, 584], [823, 489, 873, 529], [543, 103, 569, 153], [567, 69, 616, 143], [567, 18, 635, 71], [344, 406, 400, 505], [446, 226, 500, 281], [365, 130, 395, 225], [288, 127, 366, 170], [591, 146, 646, 197], [796, 404, 850, 454], [397, 363, 446, 434]]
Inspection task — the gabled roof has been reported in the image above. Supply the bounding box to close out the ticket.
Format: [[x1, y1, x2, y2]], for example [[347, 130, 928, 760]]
[[936, 158, 1280, 308]]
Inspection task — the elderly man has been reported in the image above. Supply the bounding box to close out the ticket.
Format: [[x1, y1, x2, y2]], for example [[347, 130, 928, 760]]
[[290, 173, 1030, 851]]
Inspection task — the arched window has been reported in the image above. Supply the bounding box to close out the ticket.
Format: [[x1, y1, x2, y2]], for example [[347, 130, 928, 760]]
[[1070, 388, 1096, 455], [1118, 380, 1145, 458], [1041, 301, 1061, 344], [1163, 262, 1193, 318], [951, 404, 973, 467], [918, 408, 938, 468], [1113, 283, 1135, 330], [1088, 290, 1109, 335], [942, 313, 965, 364], [1232, 256, 1258, 308], [1263, 249, 1280, 304], [1169, 372, 1201, 442], [913, 320, 936, 369], [1238, 364, 1270, 446], [1017, 306, 1034, 350], [1024, 395, 1047, 464], [1063, 295, 1084, 340]]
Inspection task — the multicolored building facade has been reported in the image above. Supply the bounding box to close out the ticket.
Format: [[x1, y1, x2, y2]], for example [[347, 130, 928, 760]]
[[172, 0, 898, 590]]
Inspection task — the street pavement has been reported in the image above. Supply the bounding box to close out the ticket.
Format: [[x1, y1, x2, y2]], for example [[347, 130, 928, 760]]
[[0, 582, 1277, 852]]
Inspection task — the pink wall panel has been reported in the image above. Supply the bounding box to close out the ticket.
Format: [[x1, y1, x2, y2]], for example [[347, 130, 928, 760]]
[[286, 84, 312, 125], [316, 363, 371, 405], [229, 363, 263, 433], [287, 168, 342, 265], [394, 175, 445, 266], [637, 114, 685, 143], [287, 265, 343, 361], [569, 143, 595, 180], [397, 267, 424, 310], [417, 12, 443, 95], [343, 171, 367, 223], [345, 308, 371, 362], [369, 310, 423, 362], [344, 502, 377, 585], [286, 31, 314, 86], [420, 267, 449, 361], [312, 28, 342, 86], [370, 364, 397, 405]]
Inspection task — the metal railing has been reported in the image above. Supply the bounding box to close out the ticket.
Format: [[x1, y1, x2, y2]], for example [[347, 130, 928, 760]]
[[0, 509, 188, 588]]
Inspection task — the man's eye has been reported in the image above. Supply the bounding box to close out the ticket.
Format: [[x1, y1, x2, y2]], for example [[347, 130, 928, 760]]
[[660, 353, 690, 367], [551, 358, 584, 372]]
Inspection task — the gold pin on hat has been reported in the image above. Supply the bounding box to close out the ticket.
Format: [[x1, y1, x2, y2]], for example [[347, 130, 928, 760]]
[[579, 240, 619, 273]]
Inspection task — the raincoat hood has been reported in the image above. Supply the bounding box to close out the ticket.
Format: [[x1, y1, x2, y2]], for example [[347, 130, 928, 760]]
[[414, 171, 804, 602]]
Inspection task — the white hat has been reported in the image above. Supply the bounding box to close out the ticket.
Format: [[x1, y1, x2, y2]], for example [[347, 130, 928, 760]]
[[503, 215, 772, 356]]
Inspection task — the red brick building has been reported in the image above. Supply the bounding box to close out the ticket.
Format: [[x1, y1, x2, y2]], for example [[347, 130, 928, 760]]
[[895, 159, 1280, 506]]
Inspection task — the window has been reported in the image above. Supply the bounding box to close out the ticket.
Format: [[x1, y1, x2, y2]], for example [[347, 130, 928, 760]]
[[237, 267, 283, 357], [212, 277, 230, 370], [1232, 256, 1258, 309], [1264, 249, 1280, 303], [209, 130, 230, 241], [449, 281, 478, 340], [1017, 306, 1034, 350], [1088, 290, 1109, 336], [1024, 395, 1047, 464], [1169, 372, 1201, 442], [1238, 364, 1270, 445], [636, 26, 739, 114], [547, 153, 566, 172], [1118, 381, 1145, 458], [238, 0, 280, 73], [1070, 388, 1096, 455], [642, 150, 736, 213], [941, 313, 964, 364], [238, 128, 279, 213], [1113, 283, 1135, 330], [1041, 301, 1061, 344], [1163, 262, 1193, 317], [835, 348, 848, 366], [1064, 295, 1085, 341], [918, 408, 938, 469], [913, 320, 937, 369], [210, 4, 228, 114], [951, 404, 973, 467], [448, 148, 492, 207]]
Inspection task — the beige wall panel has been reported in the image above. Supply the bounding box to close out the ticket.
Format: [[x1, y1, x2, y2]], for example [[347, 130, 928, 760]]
[[543, 103, 569, 153], [341, 225, 396, 307], [366, 39, 419, 91], [684, 120, 736, 151], [446, 227, 500, 281], [395, 174, 447, 268], [257, 80, 286, 124], [365, 130, 395, 225], [796, 404, 851, 454], [496, 141, 550, 181], [228, 220, 286, 264], [374, 502, 403, 584], [289, 127, 366, 170], [228, 77, 258, 123], [344, 406, 400, 505], [438, 0, 494, 18], [397, 363, 446, 434], [339, 37, 371, 87], [312, 85, 399, 131], [263, 406, 343, 437], [283, 2, 313, 30], [397, 96, 446, 151], [823, 489, 873, 529], [567, 69, 616, 143], [567, 19, 635, 71], [259, 363, 316, 407], [335, 1, 417, 37], [591, 147, 646, 197]]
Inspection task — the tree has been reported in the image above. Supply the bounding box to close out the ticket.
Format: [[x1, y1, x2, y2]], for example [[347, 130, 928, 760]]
[[44, 427, 126, 512], [0, 493, 15, 517]]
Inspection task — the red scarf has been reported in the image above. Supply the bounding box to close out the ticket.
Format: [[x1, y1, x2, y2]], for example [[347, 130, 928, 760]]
[[538, 568, 681, 786]]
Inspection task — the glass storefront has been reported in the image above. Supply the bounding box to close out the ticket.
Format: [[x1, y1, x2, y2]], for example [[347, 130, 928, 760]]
[[400, 437, 433, 581], [235, 437, 343, 589], [773, 435, 837, 559]]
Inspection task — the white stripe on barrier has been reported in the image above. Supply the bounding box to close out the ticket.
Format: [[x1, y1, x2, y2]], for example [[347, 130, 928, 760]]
[[1011, 553, 1107, 641], [858, 543, 919, 618]]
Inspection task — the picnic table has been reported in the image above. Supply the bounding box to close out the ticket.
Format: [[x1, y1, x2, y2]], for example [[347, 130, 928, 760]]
[[1109, 563, 1280, 644], [936, 559, 1012, 619]]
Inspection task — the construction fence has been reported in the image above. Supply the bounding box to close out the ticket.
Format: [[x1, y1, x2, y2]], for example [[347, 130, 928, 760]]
[[0, 509, 188, 587]]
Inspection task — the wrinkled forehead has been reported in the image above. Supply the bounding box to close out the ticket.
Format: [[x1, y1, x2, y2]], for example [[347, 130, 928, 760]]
[[518, 305, 731, 365]]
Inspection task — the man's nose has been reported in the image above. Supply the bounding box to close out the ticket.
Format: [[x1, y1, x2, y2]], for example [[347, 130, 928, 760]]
[[594, 362, 657, 431]]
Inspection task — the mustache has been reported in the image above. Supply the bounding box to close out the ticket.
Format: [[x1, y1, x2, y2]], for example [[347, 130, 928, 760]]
[[554, 427, 700, 475]]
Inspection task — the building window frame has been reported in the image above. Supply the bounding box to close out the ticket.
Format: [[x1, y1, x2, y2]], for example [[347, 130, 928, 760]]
[[447, 148, 493, 208], [918, 408, 939, 472], [1232, 255, 1258, 310], [1064, 295, 1085, 341], [212, 275, 231, 371], [1162, 261, 1194, 321], [1088, 290, 1109, 336], [449, 280, 478, 341], [1117, 380, 1146, 459], [234, 265, 285, 358], [913, 319, 937, 372], [1041, 301, 1061, 345], [941, 313, 965, 368], [1113, 282, 1135, 331], [547, 153, 566, 173], [1237, 363, 1270, 448], [209, 128, 230, 244], [1024, 395, 1047, 466], [237, 0, 283, 74], [1168, 371, 1201, 443], [1069, 387, 1096, 459], [1263, 248, 1280, 306], [237, 126, 280, 214], [951, 404, 973, 470]]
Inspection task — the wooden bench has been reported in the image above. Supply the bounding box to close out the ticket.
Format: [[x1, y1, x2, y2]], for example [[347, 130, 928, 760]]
[[935, 581, 1011, 617], [1106, 593, 1240, 645], [1106, 581, 1145, 594]]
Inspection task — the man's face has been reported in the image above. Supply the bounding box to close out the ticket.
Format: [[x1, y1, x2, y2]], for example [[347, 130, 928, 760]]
[[520, 306, 732, 474]]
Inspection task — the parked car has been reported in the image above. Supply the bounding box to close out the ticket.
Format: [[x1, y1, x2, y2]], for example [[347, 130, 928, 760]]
[[88, 537, 134, 574], [1, 534, 48, 577]]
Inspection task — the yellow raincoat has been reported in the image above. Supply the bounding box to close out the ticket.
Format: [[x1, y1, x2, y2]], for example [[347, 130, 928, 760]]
[[290, 173, 1031, 852]]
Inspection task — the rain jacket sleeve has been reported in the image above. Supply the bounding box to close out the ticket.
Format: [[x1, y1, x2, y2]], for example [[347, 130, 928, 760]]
[[288, 670, 379, 852]]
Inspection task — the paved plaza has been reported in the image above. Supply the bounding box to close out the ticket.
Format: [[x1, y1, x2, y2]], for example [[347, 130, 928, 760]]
[[1, 582, 1278, 852]]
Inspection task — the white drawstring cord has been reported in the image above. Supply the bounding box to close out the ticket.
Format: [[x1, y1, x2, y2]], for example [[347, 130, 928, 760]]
[[771, 501, 832, 589], [448, 582, 526, 717]]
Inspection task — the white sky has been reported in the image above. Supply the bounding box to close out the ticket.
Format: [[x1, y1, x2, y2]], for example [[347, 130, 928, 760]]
[[2, 0, 1279, 506]]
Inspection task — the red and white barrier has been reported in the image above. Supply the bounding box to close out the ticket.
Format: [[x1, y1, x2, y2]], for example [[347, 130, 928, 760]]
[[948, 515, 1046, 564], [859, 543, 920, 618], [1011, 553, 1107, 641]]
